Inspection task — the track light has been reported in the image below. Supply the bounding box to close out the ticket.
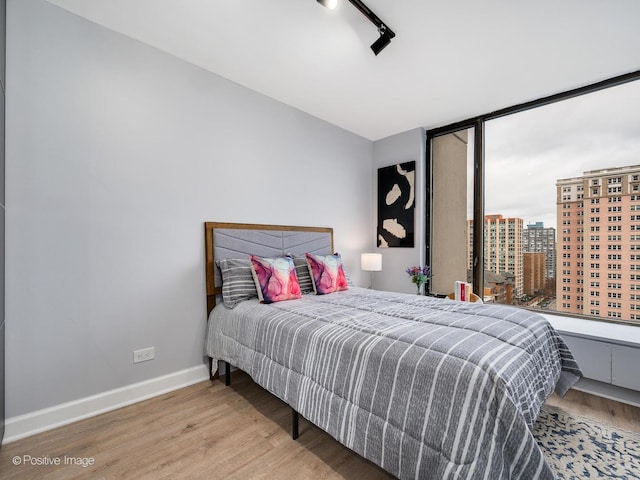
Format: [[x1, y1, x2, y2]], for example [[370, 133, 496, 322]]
[[315, 0, 395, 55], [370, 25, 392, 55], [316, 0, 337, 9]]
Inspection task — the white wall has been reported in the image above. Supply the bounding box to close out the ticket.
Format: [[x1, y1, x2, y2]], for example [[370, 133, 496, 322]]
[[5, 0, 373, 418], [372, 129, 426, 293]]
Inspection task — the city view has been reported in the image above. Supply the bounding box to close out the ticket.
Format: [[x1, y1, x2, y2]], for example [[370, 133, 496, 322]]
[[473, 79, 640, 326]]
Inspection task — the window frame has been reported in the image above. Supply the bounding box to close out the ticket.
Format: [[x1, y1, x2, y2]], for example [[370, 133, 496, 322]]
[[425, 69, 640, 327]]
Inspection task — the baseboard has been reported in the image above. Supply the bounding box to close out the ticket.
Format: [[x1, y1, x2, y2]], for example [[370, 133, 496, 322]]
[[2, 364, 210, 444], [572, 377, 640, 408]]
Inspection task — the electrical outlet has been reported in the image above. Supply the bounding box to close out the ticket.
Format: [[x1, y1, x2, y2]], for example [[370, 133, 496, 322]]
[[133, 347, 155, 364]]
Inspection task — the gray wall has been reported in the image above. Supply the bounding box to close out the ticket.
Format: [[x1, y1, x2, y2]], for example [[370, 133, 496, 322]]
[[0, 0, 5, 444], [5, 0, 373, 417], [372, 128, 426, 293]]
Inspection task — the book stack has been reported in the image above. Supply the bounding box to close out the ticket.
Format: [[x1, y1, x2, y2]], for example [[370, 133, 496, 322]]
[[454, 281, 472, 302]]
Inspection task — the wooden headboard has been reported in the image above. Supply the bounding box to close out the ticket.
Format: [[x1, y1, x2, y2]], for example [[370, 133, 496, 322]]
[[204, 222, 334, 315]]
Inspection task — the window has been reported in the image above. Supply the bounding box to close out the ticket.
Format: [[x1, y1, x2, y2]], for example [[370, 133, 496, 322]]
[[427, 73, 640, 327]]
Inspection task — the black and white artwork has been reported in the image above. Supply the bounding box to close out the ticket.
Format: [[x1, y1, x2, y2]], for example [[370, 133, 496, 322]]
[[377, 161, 415, 248]]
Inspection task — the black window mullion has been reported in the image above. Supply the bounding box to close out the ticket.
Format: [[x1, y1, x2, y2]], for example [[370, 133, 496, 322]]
[[472, 118, 485, 297]]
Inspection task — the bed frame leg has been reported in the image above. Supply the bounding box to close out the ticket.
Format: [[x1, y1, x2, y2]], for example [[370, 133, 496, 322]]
[[208, 357, 215, 381], [292, 409, 299, 440], [225, 361, 231, 386]]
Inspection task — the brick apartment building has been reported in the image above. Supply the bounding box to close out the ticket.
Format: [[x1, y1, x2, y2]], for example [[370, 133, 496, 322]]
[[556, 165, 640, 324]]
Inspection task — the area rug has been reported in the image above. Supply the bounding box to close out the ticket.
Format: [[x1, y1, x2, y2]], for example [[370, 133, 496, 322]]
[[533, 405, 640, 479]]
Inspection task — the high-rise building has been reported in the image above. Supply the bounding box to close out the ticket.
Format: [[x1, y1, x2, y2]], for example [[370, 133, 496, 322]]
[[468, 214, 524, 300], [523, 252, 546, 296], [524, 222, 556, 280], [556, 165, 640, 325]]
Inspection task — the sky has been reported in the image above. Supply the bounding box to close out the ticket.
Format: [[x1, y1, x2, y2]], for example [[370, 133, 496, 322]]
[[480, 79, 640, 229]]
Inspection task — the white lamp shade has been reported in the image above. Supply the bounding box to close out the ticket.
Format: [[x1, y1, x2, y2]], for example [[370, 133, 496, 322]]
[[361, 253, 382, 272]]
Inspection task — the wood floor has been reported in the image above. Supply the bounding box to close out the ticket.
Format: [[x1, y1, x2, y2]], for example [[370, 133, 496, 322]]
[[1, 371, 638, 480], [546, 387, 640, 432]]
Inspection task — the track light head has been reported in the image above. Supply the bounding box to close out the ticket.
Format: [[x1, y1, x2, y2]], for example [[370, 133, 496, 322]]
[[316, 0, 396, 55], [370, 25, 392, 55], [316, 0, 337, 9]]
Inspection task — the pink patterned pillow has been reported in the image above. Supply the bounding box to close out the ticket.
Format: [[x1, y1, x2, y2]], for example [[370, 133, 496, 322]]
[[249, 255, 302, 304], [305, 253, 349, 295]]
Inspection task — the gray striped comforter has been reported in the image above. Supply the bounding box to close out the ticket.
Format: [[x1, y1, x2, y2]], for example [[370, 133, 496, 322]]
[[205, 287, 581, 479]]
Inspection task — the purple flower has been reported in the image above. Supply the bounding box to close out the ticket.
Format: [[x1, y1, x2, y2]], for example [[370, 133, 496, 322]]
[[406, 265, 431, 288]]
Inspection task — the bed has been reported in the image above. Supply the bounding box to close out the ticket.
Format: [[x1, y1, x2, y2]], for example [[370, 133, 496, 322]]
[[204, 222, 582, 480]]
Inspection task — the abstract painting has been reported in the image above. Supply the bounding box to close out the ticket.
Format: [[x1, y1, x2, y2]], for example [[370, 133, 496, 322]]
[[377, 161, 415, 247]]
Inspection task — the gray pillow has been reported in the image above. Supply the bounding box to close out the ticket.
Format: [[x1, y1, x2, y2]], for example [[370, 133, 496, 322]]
[[291, 255, 314, 294], [216, 258, 258, 308]]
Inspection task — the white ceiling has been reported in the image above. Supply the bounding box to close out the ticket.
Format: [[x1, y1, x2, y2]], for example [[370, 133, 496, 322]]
[[46, 0, 640, 140]]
